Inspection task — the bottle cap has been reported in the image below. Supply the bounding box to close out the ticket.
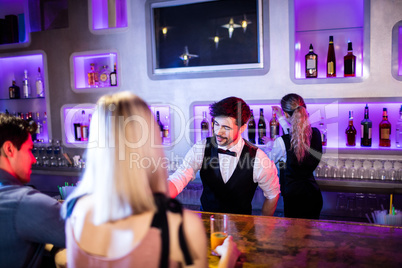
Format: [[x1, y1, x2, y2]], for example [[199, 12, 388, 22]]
[[348, 41, 353, 51], [309, 43, 313, 50], [383, 108, 387, 111], [329, 36, 334, 42]]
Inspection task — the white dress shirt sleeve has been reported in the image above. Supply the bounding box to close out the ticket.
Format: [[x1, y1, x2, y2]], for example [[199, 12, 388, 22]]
[[253, 148, 281, 199], [167, 139, 206, 194]]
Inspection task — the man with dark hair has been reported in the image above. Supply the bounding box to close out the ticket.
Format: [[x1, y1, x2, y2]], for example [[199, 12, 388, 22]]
[[168, 97, 280, 215], [0, 113, 65, 268]]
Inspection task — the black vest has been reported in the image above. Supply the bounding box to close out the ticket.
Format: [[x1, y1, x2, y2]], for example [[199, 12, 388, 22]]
[[200, 137, 258, 215], [280, 127, 322, 196]]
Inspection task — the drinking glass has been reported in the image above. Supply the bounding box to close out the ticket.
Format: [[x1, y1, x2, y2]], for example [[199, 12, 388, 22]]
[[356, 160, 366, 179], [388, 161, 398, 181], [338, 159, 348, 179], [347, 159, 358, 179], [321, 159, 331, 178], [210, 214, 228, 255], [364, 160, 377, 180], [378, 160, 388, 180]]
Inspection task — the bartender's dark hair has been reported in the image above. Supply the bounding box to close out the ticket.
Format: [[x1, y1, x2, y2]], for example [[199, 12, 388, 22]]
[[210, 96, 251, 126], [281, 93, 312, 162], [0, 113, 30, 151]]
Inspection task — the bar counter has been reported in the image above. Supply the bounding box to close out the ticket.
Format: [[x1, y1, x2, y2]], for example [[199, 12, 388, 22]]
[[198, 212, 402, 267]]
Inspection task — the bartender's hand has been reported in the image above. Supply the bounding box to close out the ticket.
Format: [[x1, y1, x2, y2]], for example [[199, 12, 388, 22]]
[[272, 106, 284, 119], [216, 236, 241, 268]]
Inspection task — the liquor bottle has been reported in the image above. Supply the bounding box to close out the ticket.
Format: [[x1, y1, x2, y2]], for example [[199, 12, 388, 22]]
[[360, 104, 372, 147], [163, 115, 170, 144], [201, 111, 209, 140], [247, 110, 256, 144], [43, 112, 48, 142], [319, 118, 327, 146], [99, 65, 110, 87], [396, 105, 402, 148], [110, 63, 117, 86], [269, 109, 279, 139], [156, 111, 164, 138], [344, 41, 356, 77], [258, 108, 266, 145], [305, 43, 317, 78], [22, 69, 30, 98], [345, 111, 356, 146], [379, 108, 391, 147], [36, 112, 43, 136], [74, 111, 82, 141], [36, 67, 45, 97], [88, 63, 96, 87], [80, 110, 89, 142], [326, 36, 336, 77], [9, 80, 20, 99]]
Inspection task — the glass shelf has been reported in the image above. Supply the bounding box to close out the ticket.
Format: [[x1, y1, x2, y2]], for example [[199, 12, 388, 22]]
[[290, 0, 370, 84], [70, 50, 119, 92], [89, 0, 129, 34]]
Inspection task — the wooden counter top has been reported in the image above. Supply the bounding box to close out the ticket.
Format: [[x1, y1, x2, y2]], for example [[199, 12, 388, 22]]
[[197, 212, 402, 267]]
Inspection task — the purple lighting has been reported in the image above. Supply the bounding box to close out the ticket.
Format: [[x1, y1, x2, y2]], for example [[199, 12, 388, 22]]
[[399, 26, 402, 76], [91, 0, 128, 30]]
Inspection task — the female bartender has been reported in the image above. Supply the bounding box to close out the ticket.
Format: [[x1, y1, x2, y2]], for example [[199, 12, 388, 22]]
[[266, 93, 323, 219]]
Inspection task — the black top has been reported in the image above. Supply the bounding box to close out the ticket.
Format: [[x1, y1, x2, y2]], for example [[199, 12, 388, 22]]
[[279, 127, 322, 196], [200, 137, 258, 214]]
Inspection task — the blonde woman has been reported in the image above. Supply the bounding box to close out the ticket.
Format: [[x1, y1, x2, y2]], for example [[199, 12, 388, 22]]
[[267, 93, 323, 219], [61, 92, 240, 268]]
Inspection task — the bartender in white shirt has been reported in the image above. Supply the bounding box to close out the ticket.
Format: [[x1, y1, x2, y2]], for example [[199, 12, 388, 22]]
[[168, 97, 280, 216]]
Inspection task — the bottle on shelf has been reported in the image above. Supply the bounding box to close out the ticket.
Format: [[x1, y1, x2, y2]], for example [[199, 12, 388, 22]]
[[247, 110, 256, 144], [156, 111, 163, 138], [36, 67, 45, 97], [74, 111, 82, 141], [22, 69, 30, 98], [99, 65, 110, 87], [344, 41, 356, 77], [26, 112, 37, 141], [305, 43, 317, 78], [345, 110, 356, 146], [258, 108, 266, 145], [110, 63, 117, 86], [360, 104, 372, 147], [318, 117, 327, 146], [35, 112, 43, 138], [326, 36, 336, 78], [9, 80, 20, 99], [379, 108, 391, 147], [269, 109, 279, 139], [88, 63, 97, 87], [43, 112, 48, 142], [396, 105, 402, 148], [200, 111, 209, 140], [163, 115, 170, 144], [80, 110, 89, 142]]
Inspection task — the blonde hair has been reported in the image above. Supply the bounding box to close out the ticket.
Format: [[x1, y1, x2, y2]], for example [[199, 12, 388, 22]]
[[63, 92, 168, 225], [280, 94, 312, 163]]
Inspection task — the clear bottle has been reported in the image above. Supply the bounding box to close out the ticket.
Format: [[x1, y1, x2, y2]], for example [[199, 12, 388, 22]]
[[35, 112, 43, 136], [201, 111, 209, 140], [9, 80, 20, 99], [43, 112, 48, 142], [360, 104, 372, 147], [110, 63, 117, 86], [248, 110, 256, 144], [258, 108, 266, 145], [344, 41, 356, 77], [36, 67, 45, 97], [305, 43, 317, 78], [345, 111, 356, 146], [88, 63, 96, 87], [22, 69, 30, 98], [396, 105, 402, 148], [326, 36, 336, 77], [99, 65, 110, 87], [269, 109, 279, 139], [319, 117, 327, 146], [80, 110, 89, 142], [379, 108, 391, 147], [156, 111, 163, 138]]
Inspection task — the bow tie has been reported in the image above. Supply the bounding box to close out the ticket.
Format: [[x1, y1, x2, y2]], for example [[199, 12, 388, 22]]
[[217, 148, 237, 157]]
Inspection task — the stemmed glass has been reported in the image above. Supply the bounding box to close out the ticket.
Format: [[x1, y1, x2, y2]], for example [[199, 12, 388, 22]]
[[356, 160, 366, 179], [331, 158, 339, 178], [378, 160, 389, 180], [347, 159, 358, 179], [364, 160, 377, 180], [322, 159, 332, 178], [338, 159, 348, 179], [388, 161, 398, 181]]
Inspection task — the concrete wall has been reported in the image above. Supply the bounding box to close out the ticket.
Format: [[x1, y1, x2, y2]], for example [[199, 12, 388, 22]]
[[1, 0, 401, 159]]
